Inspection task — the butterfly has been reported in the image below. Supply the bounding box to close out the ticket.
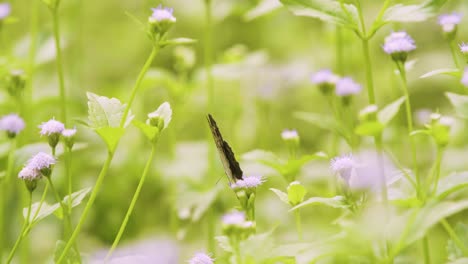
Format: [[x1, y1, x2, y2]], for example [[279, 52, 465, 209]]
[[207, 114, 243, 183]]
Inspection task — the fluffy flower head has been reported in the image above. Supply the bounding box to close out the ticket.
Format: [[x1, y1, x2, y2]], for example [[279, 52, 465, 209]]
[[383, 31, 416, 55], [330, 154, 357, 182], [310, 69, 338, 85], [0, 3, 10, 20], [188, 252, 214, 264], [62, 128, 77, 138], [27, 152, 56, 171], [231, 175, 264, 189], [18, 167, 41, 181], [0, 114, 25, 136], [460, 43, 468, 54], [462, 68, 468, 88], [336, 77, 362, 96], [150, 5, 176, 23], [281, 129, 299, 141], [438, 13, 462, 33], [39, 118, 64, 136], [222, 211, 247, 226]]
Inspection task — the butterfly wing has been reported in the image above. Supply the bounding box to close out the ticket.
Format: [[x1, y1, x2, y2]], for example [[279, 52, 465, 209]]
[[207, 114, 243, 182]]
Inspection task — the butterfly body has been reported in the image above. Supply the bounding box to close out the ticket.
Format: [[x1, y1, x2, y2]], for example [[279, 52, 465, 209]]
[[207, 114, 243, 183]]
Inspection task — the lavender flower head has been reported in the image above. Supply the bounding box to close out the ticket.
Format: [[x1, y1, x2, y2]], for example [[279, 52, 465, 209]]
[[281, 129, 299, 141], [188, 252, 214, 264], [231, 175, 264, 189], [438, 13, 462, 33], [311, 69, 339, 94], [462, 68, 468, 88], [39, 118, 65, 136], [383, 31, 416, 62], [18, 167, 41, 181], [27, 152, 56, 177], [0, 3, 10, 20], [0, 114, 25, 137], [330, 154, 357, 183], [460, 43, 468, 54], [62, 127, 77, 138], [150, 5, 176, 22], [335, 77, 362, 97]]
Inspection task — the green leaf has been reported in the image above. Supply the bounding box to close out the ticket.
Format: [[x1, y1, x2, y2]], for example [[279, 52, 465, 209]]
[[383, 0, 447, 23], [55, 187, 92, 219], [244, 0, 282, 21], [354, 121, 384, 136], [87, 92, 133, 128], [279, 0, 359, 31], [447, 223, 468, 261], [410, 130, 430, 137], [216, 236, 234, 253], [437, 172, 468, 200], [287, 182, 307, 206], [378, 97, 405, 125], [290, 196, 348, 211], [420, 68, 461, 79], [95, 127, 125, 153], [270, 188, 289, 204], [133, 120, 159, 142], [294, 111, 347, 138], [446, 92, 468, 119], [239, 230, 276, 262], [54, 240, 80, 264], [176, 186, 221, 222], [404, 200, 468, 247], [24, 201, 60, 223]]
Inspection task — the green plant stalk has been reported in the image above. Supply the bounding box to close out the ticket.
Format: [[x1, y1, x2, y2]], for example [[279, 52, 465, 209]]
[[46, 177, 72, 237], [52, 10, 68, 125], [57, 151, 114, 264], [120, 45, 159, 128], [5, 191, 32, 264], [449, 39, 461, 70], [431, 146, 444, 195], [106, 144, 157, 260], [66, 148, 73, 215], [422, 236, 431, 264], [441, 219, 468, 256], [294, 209, 302, 240], [335, 26, 344, 74], [0, 139, 16, 261], [204, 0, 217, 255], [396, 62, 420, 194]]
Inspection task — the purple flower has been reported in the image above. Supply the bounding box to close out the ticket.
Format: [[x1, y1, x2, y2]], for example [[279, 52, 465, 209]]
[[222, 211, 247, 226], [62, 127, 77, 138], [0, 113, 25, 136], [310, 69, 338, 85], [150, 5, 176, 23], [27, 152, 56, 172], [462, 68, 468, 88], [188, 252, 214, 264], [231, 175, 264, 189], [330, 154, 356, 183], [18, 167, 41, 181], [383, 32, 416, 62], [438, 13, 462, 33], [281, 129, 299, 141], [39, 118, 65, 136], [460, 43, 468, 54], [0, 3, 10, 20], [335, 77, 362, 96]]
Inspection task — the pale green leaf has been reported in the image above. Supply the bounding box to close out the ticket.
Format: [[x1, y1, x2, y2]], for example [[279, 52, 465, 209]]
[[270, 188, 289, 204], [216, 236, 234, 253], [447, 223, 468, 261], [420, 68, 461, 79], [244, 0, 282, 21], [133, 120, 159, 142], [54, 240, 80, 264], [24, 201, 60, 223], [160, 38, 197, 47], [290, 196, 347, 211], [378, 97, 405, 125], [287, 182, 307, 206], [95, 127, 125, 152], [437, 172, 468, 200], [446, 92, 468, 119], [383, 0, 447, 23], [87, 92, 133, 128]]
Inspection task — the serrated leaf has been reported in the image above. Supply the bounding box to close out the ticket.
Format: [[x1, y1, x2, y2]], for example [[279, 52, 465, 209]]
[[270, 188, 289, 204], [133, 120, 159, 142], [95, 127, 125, 152], [54, 240, 81, 264], [24, 201, 60, 223], [244, 0, 282, 21], [279, 0, 359, 31], [437, 172, 468, 200], [420, 68, 461, 79], [447, 223, 468, 261], [404, 200, 468, 247], [240, 230, 276, 262], [446, 92, 468, 119], [87, 92, 133, 128], [216, 236, 234, 252], [382, 0, 447, 23], [378, 97, 405, 125], [56, 187, 92, 219], [290, 196, 347, 211]]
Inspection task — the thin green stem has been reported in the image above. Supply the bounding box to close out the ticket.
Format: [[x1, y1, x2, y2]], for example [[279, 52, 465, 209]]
[[5, 191, 32, 264], [396, 61, 419, 195], [120, 46, 159, 128], [106, 145, 157, 260], [51, 10, 68, 125], [66, 148, 73, 215], [46, 177, 72, 237], [441, 219, 468, 256], [57, 151, 114, 264], [422, 236, 431, 264], [361, 39, 375, 105], [431, 147, 444, 195], [335, 26, 344, 75], [294, 209, 302, 240], [449, 40, 461, 70]]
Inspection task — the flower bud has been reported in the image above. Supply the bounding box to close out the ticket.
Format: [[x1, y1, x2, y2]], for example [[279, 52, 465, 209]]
[[18, 167, 41, 193], [62, 127, 77, 149], [5, 69, 26, 99], [438, 13, 462, 40], [287, 181, 306, 206], [146, 102, 172, 133], [311, 69, 339, 95], [39, 118, 64, 149], [148, 5, 176, 41], [428, 113, 454, 148], [383, 31, 416, 63]]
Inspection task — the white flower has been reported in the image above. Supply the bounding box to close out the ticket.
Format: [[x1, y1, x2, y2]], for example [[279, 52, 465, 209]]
[[27, 152, 56, 171], [18, 167, 41, 181], [0, 114, 25, 136], [39, 118, 65, 136], [147, 102, 172, 130], [188, 252, 214, 264]]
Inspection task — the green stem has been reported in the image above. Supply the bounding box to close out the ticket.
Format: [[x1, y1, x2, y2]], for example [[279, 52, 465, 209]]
[[46, 177, 72, 237], [5, 191, 32, 264], [449, 39, 461, 70], [335, 26, 344, 75], [51, 10, 68, 125], [66, 148, 73, 215], [441, 219, 468, 256], [396, 61, 419, 195], [431, 146, 444, 195], [422, 236, 431, 264], [294, 209, 302, 240], [106, 145, 157, 260], [120, 46, 159, 128], [57, 151, 114, 264]]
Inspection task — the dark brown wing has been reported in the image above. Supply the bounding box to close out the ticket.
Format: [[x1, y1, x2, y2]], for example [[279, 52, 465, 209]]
[[207, 114, 243, 182]]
